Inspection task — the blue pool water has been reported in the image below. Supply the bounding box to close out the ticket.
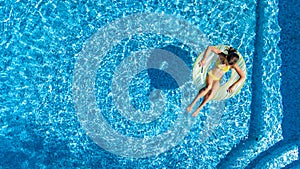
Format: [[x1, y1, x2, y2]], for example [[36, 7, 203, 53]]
[[0, 0, 298, 168]]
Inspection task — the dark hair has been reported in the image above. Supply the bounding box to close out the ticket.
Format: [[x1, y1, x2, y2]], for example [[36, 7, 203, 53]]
[[220, 47, 239, 65]]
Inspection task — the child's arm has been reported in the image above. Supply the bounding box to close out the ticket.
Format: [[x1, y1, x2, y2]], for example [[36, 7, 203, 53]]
[[202, 46, 221, 60], [228, 64, 246, 92], [199, 46, 221, 66]]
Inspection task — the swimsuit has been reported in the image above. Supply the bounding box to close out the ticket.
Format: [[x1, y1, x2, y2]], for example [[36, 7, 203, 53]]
[[208, 58, 231, 81], [208, 71, 220, 81]]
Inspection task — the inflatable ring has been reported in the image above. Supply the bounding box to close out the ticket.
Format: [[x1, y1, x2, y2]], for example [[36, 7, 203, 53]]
[[192, 45, 247, 100]]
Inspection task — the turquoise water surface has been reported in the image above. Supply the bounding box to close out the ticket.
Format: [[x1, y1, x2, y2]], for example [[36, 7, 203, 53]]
[[1, 0, 295, 168]]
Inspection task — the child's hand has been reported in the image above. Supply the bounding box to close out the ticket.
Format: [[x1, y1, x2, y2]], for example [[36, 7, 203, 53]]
[[198, 60, 205, 67], [227, 85, 235, 93]]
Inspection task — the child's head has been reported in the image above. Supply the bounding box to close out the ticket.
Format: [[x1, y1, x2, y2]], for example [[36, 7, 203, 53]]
[[226, 47, 239, 65]]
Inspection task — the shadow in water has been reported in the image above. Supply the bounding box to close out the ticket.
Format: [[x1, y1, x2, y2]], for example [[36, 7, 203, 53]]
[[147, 45, 194, 90]]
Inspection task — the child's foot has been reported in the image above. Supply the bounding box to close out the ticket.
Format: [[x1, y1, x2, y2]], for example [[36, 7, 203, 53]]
[[192, 112, 199, 117], [186, 105, 192, 113], [192, 108, 201, 117]]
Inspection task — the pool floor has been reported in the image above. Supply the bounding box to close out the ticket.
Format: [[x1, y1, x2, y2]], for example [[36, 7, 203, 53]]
[[0, 0, 299, 168]]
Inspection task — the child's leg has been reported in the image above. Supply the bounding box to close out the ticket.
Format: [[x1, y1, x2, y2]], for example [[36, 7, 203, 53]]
[[192, 81, 220, 116], [187, 76, 214, 112]]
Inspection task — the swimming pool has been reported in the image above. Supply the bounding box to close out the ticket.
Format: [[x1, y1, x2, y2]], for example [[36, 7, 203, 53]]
[[0, 0, 298, 168]]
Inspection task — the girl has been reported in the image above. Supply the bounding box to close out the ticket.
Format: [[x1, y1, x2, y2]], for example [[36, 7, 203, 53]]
[[187, 46, 246, 117]]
